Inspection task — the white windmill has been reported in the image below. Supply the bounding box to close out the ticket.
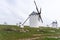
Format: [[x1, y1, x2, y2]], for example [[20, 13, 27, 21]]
[[51, 20, 58, 28], [22, 0, 43, 28]]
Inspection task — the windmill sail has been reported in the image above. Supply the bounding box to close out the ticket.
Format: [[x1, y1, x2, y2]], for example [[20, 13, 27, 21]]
[[39, 15, 43, 23], [39, 8, 43, 23], [34, 0, 43, 23], [22, 16, 30, 25], [34, 0, 39, 13]]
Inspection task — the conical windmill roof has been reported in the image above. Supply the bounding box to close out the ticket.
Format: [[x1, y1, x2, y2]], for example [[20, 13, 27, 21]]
[[29, 11, 38, 16]]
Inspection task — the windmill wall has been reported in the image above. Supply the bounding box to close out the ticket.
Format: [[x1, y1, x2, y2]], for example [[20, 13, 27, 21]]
[[29, 13, 42, 27]]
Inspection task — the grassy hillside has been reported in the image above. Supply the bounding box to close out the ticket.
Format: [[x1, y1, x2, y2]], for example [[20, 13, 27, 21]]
[[0, 25, 60, 40]]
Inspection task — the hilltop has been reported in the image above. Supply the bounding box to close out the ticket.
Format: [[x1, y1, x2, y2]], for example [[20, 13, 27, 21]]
[[0, 25, 60, 40]]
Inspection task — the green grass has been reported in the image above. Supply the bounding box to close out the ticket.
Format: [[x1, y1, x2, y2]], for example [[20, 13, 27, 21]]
[[0, 25, 60, 40], [0, 31, 33, 40]]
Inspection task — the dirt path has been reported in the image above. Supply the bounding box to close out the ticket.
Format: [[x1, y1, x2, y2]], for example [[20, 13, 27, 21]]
[[19, 34, 60, 40], [19, 37, 40, 40]]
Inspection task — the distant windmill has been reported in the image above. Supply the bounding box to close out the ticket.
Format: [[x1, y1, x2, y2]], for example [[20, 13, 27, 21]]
[[4, 22, 7, 25], [51, 20, 58, 28], [22, 0, 43, 27]]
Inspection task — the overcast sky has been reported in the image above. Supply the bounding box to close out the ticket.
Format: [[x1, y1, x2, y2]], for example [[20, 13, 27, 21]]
[[0, 0, 60, 26]]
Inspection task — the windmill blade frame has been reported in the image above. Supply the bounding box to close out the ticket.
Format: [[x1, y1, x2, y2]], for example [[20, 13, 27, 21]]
[[39, 14, 43, 23], [38, 8, 43, 23], [34, 0, 39, 13], [39, 8, 41, 14], [22, 16, 30, 25]]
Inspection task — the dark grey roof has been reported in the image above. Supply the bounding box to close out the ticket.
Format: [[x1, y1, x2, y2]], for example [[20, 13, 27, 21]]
[[29, 11, 38, 16]]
